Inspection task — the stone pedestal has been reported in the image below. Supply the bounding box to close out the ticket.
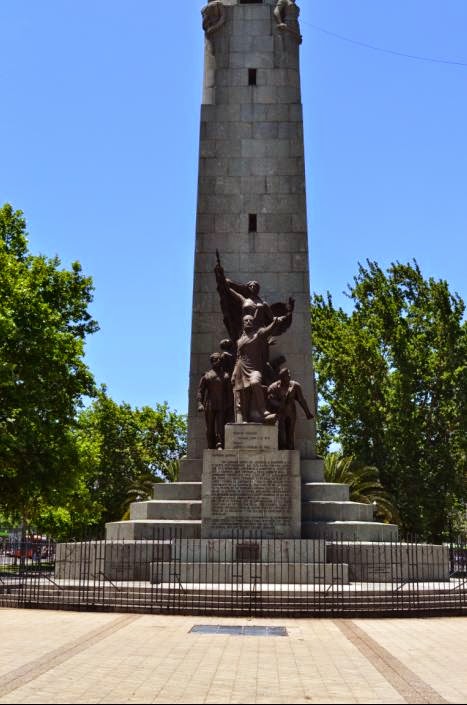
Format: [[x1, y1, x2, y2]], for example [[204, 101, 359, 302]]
[[201, 424, 301, 539]]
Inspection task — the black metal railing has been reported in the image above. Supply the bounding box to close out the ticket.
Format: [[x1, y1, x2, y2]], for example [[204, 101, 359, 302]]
[[1, 529, 466, 617]]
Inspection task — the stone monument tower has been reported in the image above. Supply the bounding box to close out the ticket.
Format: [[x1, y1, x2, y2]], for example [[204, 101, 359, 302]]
[[188, 0, 316, 464], [62, 1, 447, 585], [105, 0, 398, 545]]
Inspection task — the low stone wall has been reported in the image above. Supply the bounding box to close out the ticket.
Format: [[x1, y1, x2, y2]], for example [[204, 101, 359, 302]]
[[150, 561, 349, 585], [54, 538, 450, 584], [327, 542, 450, 581], [55, 541, 171, 582]]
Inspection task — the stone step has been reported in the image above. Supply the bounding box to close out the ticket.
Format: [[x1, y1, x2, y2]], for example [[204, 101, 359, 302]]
[[130, 501, 202, 521], [153, 483, 202, 501], [105, 520, 202, 541], [301, 459, 325, 483], [302, 483, 350, 502], [302, 501, 374, 522], [179, 458, 202, 483], [302, 521, 399, 542], [150, 562, 349, 585]]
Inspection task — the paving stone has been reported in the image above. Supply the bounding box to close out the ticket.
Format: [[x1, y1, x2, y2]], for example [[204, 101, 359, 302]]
[[0, 611, 462, 704]]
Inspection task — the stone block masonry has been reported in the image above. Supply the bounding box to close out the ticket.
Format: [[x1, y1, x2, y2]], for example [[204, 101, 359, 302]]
[[188, 0, 317, 461]]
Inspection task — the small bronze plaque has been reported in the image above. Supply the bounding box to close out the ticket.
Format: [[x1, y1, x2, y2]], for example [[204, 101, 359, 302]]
[[236, 543, 260, 562], [190, 625, 288, 637]]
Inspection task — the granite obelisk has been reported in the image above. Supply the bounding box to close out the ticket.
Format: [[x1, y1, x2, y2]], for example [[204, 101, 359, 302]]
[[187, 0, 317, 469]]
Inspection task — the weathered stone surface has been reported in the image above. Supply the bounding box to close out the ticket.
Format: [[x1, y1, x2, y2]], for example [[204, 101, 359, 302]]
[[302, 501, 375, 523], [154, 483, 202, 501], [301, 459, 325, 483], [56, 537, 448, 584], [302, 483, 350, 502], [151, 561, 348, 585], [327, 542, 450, 581], [172, 539, 326, 563], [105, 521, 201, 541], [202, 447, 301, 539], [130, 500, 202, 522], [179, 458, 203, 483], [302, 521, 398, 542], [55, 541, 172, 581]]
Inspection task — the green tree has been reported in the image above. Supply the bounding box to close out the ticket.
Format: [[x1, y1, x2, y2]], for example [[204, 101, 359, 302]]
[[312, 260, 467, 540], [0, 204, 98, 527], [74, 389, 186, 526]]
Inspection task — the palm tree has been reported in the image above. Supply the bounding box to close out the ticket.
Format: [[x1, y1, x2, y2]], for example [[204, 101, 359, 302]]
[[120, 460, 182, 520], [121, 473, 162, 520], [324, 453, 399, 524], [160, 458, 180, 483]]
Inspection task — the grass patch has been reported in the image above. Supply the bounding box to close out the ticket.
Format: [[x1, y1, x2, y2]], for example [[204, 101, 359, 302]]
[[0, 563, 54, 575]]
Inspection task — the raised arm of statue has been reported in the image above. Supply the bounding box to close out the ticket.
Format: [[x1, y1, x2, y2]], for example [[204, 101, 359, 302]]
[[261, 313, 292, 339], [215, 269, 248, 307], [225, 281, 247, 306]]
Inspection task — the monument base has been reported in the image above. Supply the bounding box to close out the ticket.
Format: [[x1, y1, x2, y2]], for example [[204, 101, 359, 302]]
[[54, 538, 450, 584], [201, 424, 301, 539]]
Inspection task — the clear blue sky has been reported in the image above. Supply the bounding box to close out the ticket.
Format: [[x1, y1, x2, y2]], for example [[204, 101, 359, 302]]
[[1, 1, 466, 415]]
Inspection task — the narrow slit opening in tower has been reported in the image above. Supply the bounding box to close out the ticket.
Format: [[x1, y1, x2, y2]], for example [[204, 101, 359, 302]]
[[248, 69, 257, 86], [239, 1, 263, 4], [249, 214, 257, 233]]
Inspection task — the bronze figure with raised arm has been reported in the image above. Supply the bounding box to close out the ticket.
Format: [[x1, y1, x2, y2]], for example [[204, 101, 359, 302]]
[[214, 250, 294, 347], [232, 305, 294, 424]]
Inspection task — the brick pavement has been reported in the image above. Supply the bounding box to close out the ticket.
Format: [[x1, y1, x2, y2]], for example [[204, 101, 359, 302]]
[[0, 609, 465, 704]]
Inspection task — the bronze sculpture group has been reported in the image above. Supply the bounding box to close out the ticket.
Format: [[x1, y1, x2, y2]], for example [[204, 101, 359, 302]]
[[198, 254, 313, 451]]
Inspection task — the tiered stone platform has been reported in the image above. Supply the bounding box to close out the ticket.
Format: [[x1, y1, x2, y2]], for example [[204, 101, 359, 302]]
[[106, 425, 398, 543], [56, 422, 449, 583], [57, 428, 449, 584], [100, 424, 417, 584]]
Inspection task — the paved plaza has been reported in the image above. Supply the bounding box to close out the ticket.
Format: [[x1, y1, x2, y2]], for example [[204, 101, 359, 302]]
[[0, 609, 466, 703]]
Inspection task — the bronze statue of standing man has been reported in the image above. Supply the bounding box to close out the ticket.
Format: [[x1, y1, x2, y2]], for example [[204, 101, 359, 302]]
[[198, 353, 230, 449], [267, 368, 314, 449], [232, 307, 294, 424]]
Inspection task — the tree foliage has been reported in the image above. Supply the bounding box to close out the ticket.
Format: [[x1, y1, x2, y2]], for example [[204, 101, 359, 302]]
[[0, 204, 98, 525], [74, 389, 187, 526], [324, 453, 399, 524], [313, 260, 467, 540]]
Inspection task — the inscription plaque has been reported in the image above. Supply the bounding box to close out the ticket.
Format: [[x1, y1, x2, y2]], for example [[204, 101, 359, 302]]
[[236, 544, 260, 562], [202, 448, 301, 539], [225, 423, 278, 451]]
